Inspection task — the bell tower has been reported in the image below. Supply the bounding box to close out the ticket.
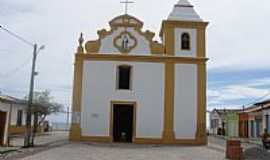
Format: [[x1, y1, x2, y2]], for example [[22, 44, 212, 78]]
[[160, 0, 208, 57]]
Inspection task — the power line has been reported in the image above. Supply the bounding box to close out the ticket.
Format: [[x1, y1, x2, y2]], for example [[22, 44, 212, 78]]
[[0, 25, 34, 47], [0, 55, 32, 78], [243, 91, 270, 107]]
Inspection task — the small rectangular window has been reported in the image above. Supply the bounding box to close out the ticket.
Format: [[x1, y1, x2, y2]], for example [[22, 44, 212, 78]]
[[17, 110, 23, 126], [117, 65, 131, 90]]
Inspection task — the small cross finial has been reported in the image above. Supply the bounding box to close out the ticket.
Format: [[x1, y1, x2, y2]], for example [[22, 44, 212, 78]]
[[120, 0, 134, 15]]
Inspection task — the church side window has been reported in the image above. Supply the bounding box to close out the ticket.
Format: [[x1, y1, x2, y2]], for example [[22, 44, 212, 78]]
[[181, 33, 191, 50], [117, 65, 132, 90]]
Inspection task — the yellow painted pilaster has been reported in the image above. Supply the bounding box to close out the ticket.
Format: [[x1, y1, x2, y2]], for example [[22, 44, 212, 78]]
[[197, 28, 206, 58], [196, 63, 207, 145], [69, 55, 84, 141], [162, 62, 176, 143], [164, 24, 175, 56]]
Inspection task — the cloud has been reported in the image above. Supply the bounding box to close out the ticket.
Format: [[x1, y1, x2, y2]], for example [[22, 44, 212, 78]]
[[208, 77, 270, 109]]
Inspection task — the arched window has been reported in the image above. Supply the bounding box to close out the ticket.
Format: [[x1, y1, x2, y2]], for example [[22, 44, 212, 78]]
[[117, 65, 132, 90], [181, 33, 190, 50]]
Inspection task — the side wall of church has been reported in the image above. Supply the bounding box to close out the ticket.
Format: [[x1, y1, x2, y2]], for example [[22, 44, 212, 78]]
[[174, 64, 198, 139], [80, 61, 165, 138]]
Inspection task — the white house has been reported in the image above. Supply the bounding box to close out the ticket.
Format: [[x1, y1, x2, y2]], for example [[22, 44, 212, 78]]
[[0, 95, 27, 145], [70, 0, 209, 145]]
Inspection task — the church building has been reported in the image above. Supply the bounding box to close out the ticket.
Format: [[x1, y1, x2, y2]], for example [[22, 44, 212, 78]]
[[70, 0, 209, 145]]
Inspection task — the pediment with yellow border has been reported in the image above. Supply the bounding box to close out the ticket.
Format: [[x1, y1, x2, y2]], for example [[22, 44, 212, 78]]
[[85, 14, 164, 55]]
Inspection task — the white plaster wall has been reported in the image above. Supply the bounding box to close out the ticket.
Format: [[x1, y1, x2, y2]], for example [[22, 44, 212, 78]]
[[174, 28, 197, 57], [174, 64, 197, 139], [9, 104, 27, 126], [98, 27, 151, 55], [81, 61, 164, 138]]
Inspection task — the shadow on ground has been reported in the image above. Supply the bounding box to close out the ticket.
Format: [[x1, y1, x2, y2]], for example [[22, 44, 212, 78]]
[[244, 147, 270, 160]]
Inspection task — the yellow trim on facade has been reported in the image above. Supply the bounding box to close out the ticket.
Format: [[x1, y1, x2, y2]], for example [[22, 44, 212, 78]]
[[134, 138, 205, 145], [76, 54, 208, 64], [196, 63, 207, 145], [81, 136, 112, 143], [109, 14, 144, 29], [151, 42, 164, 54], [197, 27, 206, 57], [162, 62, 176, 143], [69, 56, 84, 141], [84, 15, 164, 55], [160, 20, 209, 37]]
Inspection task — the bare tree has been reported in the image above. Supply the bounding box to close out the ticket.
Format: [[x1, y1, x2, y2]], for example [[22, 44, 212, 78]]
[[25, 90, 63, 145]]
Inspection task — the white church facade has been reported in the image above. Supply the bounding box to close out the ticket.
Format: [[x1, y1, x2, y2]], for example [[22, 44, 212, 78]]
[[70, 0, 209, 145]]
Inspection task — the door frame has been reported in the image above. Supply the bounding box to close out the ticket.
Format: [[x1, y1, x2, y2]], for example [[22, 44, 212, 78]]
[[0, 111, 7, 145], [110, 101, 136, 142]]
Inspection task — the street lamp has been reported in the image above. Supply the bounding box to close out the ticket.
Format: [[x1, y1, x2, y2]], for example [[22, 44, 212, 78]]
[[25, 43, 45, 147], [0, 25, 45, 147]]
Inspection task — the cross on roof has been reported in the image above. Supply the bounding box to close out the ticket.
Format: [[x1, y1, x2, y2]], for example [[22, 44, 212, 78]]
[[120, 0, 134, 15]]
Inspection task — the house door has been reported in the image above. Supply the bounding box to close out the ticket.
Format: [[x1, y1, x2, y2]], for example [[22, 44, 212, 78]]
[[0, 111, 7, 145], [113, 104, 134, 143]]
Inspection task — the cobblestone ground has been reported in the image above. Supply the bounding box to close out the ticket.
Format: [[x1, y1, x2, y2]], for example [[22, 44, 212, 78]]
[[20, 143, 226, 160]]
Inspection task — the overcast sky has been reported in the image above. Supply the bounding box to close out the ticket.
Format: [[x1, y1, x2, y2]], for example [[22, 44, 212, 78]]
[[1, 0, 270, 122]]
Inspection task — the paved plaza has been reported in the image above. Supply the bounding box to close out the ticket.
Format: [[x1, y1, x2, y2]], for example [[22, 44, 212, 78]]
[[2, 133, 270, 160], [20, 143, 225, 160]]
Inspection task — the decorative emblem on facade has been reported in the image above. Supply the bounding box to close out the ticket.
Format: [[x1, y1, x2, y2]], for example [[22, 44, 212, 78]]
[[114, 31, 137, 53]]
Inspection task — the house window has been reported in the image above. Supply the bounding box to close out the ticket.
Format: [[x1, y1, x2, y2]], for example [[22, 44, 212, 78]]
[[181, 33, 190, 50], [117, 65, 132, 90], [17, 110, 23, 126]]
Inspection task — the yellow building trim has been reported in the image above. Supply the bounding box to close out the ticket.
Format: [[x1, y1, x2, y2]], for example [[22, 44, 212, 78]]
[[69, 56, 84, 141], [110, 101, 137, 142], [151, 42, 164, 54], [134, 138, 205, 145], [85, 40, 100, 53], [109, 14, 144, 29], [195, 63, 207, 145], [76, 54, 208, 64], [160, 20, 209, 37], [197, 28, 206, 57], [133, 138, 163, 144], [162, 62, 175, 143], [163, 25, 175, 55], [81, 136, 112, 143], [84, 14, 165, 55]]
